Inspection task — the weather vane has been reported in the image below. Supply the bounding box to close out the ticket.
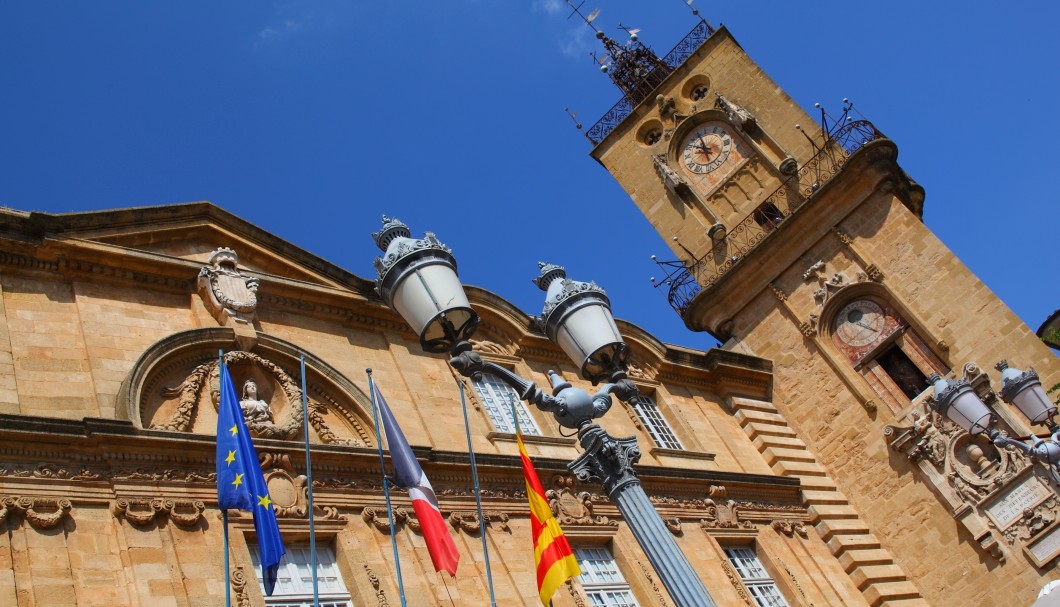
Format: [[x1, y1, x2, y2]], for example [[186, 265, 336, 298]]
[[566, 1, 600, 31]]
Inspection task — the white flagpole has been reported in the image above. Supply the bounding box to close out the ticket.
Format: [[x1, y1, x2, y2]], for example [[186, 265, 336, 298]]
[[455, 378, 498, 606], [367, 369, 408, 607], [299, 354, 320, 606]]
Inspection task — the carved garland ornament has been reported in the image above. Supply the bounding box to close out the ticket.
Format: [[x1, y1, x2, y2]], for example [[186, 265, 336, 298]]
[[721, 561, 754, 607], [112, 498, 206, 527], [0, 496, 72, 530], [361, 506, 418, 533], [637, 558, 671, 607], [230, 566, 252, 607], [448, 511, 511, 534], [364, 564, 390, 606]]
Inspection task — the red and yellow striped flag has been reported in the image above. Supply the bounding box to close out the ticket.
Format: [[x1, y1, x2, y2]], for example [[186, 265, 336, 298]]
[[518, 434, 581, 605]]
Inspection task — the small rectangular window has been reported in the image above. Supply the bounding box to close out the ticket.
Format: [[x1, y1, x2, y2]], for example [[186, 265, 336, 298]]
[[250, 544, 354, 607], [876, 344, 928, 400], [574, 546, 640, 607], [472, 372, 541, 435], [630, 395, 683, 450], [724, 547, 789, 607]]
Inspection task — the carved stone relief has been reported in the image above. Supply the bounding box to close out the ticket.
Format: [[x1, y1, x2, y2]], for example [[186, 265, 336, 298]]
[[547, 475, 617, 528], [700, 498, 753, 531], [148, 350, 366, 446], [364, 564, 390, 606], [112, 497, 206, 527], [771, 520, 809, 538], [448, 511, 511, 534], [230, 566, 252, 607], [637, 558, 672, 607], [0, 496, 72, 530], [721, 561, 755, 607], [361, 506, 418, 534], [196, 247, 259, 325], [885, 373, 1060, 563]]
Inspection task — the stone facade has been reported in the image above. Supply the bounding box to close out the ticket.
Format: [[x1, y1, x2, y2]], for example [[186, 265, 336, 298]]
[[593, 24, 1060, 607], [0, 204, 873, 606]]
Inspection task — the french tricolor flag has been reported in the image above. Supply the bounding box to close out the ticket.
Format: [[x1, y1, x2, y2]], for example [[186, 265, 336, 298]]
[[376, 388, 460, 576]]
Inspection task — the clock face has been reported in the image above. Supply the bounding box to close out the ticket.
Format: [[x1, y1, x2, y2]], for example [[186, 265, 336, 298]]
[[835, 300, 886, 347], [681, 124, 733, 174]]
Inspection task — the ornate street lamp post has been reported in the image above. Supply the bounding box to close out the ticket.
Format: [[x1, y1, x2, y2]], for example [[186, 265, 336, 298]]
[[929, 363, 1060, 479], [372, 218, 716, 607]]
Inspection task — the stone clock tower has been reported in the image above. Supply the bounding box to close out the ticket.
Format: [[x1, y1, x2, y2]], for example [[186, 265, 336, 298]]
[[582, 17, 1060, 607]]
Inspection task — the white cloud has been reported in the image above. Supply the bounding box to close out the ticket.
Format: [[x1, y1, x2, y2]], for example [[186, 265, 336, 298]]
[[559, 25, 592, 59], [532, 0, 564, 15], [257, 18, 303, 43]]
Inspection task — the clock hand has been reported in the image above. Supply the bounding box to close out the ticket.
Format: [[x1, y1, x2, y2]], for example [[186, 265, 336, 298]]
[[697, 136, 712, 157]]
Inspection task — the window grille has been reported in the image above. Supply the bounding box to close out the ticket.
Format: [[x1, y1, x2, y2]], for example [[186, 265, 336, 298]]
[[251, 544, 354, 607], [574, 546, 640, 607], [724, 547, 789, 607], [629, 395, 683, 450], [471, 371, 541, 435]]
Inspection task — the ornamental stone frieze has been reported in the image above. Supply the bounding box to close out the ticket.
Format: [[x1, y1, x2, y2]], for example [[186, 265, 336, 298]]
[[197, 247, 259, 326]]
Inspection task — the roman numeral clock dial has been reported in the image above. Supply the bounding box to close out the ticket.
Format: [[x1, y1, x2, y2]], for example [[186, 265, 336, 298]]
[[682, 124, 732, 174]]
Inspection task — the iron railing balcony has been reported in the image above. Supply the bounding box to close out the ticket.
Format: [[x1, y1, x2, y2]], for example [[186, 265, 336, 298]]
[[652, 119, 885, 319], [587, 21, 715, 145]]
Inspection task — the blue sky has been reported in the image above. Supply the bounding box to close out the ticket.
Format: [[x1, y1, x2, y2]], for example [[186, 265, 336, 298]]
[[1, 1, 1057, 351]]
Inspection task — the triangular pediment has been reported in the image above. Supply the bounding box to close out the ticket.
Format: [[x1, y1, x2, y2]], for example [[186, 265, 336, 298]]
[[1, 201, 374, 294]]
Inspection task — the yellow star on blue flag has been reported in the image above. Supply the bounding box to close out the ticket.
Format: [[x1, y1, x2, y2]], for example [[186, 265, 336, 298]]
[[216, 356, 285, 596]]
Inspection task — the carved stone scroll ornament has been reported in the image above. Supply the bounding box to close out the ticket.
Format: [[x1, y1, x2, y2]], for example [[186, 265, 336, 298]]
[[112, 498, 208, 527], [664, 516, 683, 536], [637, 558, 672, 607], [567, 580, 588, 607], [1, 496, 72, 530], [361, 506, 413, 533], [307, 401, 366, 447], [448, 511, 511, 534], [715, 93, 757, 132], [230, 566, 252, 607], [653, 154, 691, 196], [546, 475, 617, 528], [771, 520, 809, 538], [1002, 495, 1059, 546], [196, 247, 259, 325], [364, 565, 390, 606], [721, 561, 755, 607], [700, 499, 753, 530]]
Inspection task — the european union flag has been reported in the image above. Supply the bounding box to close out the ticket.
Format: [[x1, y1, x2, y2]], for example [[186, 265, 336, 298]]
[[216, 357, 285, 596]]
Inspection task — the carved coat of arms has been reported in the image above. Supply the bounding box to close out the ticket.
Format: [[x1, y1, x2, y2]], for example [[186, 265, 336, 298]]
[[196, 247, 259, 325]]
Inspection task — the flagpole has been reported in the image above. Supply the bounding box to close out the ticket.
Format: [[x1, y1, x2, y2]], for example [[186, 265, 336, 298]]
[[223, 510, 231, 607], [367, 369, 408, 607], [299, 354, 320, 607], [220, 348, 232, 607], [455, 379, 498, 607]]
